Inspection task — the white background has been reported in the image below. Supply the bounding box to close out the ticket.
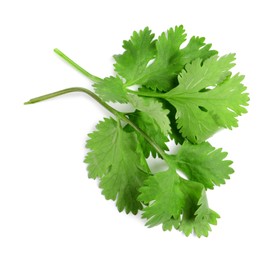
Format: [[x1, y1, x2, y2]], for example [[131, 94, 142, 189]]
[[1, 0, 277, 259]]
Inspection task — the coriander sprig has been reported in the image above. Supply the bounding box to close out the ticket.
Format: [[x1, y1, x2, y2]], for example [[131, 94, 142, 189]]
[[25, 25, 249, 237]]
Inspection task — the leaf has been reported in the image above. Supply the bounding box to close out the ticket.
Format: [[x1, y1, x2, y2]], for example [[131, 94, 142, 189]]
[[165, 54, 249, 143], [171, 54, 236, 93], [162, 100, 185, 145], [126, 111, 169, 158], [138, 169, 219, 236], [141, 25, 187, 91], [129, 95, 171, 136], [114, 27, 156, 84], [125, 95, 170, 157], [93, 76, 128, 103], [85, 118, 119, 179], [138, 169, 185, 229], [114, 26, 187, 91], [114, 26, 218, 93], [85, 117, 150, 214], [175, 141, 234, 189], [182, 36, 218, 64], [178, 188, 220, 237], [199, 73, 249, 128]]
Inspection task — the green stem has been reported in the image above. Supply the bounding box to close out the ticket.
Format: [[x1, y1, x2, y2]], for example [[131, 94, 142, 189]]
[[120, 116, 167, 158], [54, 49, 102, 83], [127, 89, 166, 98], [24, 87, 121, 117], [24, 88, 169, 161]]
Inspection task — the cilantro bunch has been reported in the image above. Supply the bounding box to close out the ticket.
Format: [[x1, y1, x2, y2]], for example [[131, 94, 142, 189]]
[[25, 25, 249, 237]]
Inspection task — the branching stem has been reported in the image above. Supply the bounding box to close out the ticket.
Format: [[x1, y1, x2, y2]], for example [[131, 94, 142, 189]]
[[25, 49, 173, 163], [127, 89, 166, 98], [24, 87, 121, 117], [24, 87, 168, 161]]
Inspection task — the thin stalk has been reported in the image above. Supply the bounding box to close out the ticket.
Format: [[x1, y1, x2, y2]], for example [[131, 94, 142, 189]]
[[24, 88, 169, 161], [24, 87, 121, 117], [120, 116, 167, 158], [127, 89, 166, 98], [54, 49, 102, 83]]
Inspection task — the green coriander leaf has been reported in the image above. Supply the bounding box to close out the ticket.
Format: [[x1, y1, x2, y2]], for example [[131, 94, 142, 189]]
[[85, 117, 150, 214], [162, 218, 181, 231], [138, 169, 219, 236], [175, 141, 234, 189], [114, 27, 156, 84], [199, 73, 249, 128], [128, 95, 171, 136], [172, 54, 236, 93], [165, 55, 249, 143], [178, 187, 220, 237], [126, 95, 170, 157], [114, 26, 218, 92], [114, 25, 187, 91], [85, 118, 118, 179], [182, 36, 218, 64], [144, 32, 218, 91], [162, 100, 185, 145], [138, 169, 185, 228], [93, 76, 128, 103], [142, 25, 187, 91], [126, 111, 169, 158]]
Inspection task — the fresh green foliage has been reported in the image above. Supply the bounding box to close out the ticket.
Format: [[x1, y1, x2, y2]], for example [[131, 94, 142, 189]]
[[174, 141, 234, 189], [128, 95, 171, 136], [25, 25, 249, 237], [114, 25, 216, 91], [164, 55, 249, 143], [114, 27, 156, 85], [138, 170, 220, 237], [126, 95, 170, 157], [85, 118, 150, 214], [94, 76, 128, 103], [126, 111, 169, 158]]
